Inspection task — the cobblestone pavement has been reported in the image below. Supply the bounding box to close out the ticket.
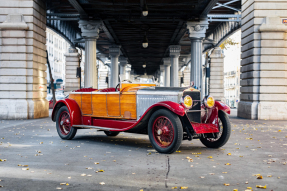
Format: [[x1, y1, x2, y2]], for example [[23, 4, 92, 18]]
[[0, 109, 286, 191]]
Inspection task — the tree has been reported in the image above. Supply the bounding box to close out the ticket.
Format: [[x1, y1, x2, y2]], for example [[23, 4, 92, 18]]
[[46, 50, 56, 107], [219, 38, 238, 50]]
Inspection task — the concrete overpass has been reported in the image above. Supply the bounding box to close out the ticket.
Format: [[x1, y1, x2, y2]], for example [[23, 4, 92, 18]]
[[0, 0, 286, 120]]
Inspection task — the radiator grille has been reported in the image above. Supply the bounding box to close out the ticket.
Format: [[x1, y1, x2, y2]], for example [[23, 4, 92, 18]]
[[183, 91, 201, 123]]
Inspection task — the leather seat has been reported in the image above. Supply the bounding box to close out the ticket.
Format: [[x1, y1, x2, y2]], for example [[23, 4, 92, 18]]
[[73, 88, 97, 92], [98, 88, 116, 92]]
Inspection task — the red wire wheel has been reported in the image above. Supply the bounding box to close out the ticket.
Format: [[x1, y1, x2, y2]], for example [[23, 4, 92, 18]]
[[58, 111, 71, 135], [152, 116, 175, 148], [56, 106, 77, 140], [148, 109, 183, 154]]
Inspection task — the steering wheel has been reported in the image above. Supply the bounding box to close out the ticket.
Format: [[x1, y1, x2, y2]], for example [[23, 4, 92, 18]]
[[122, 79, 132, 83], [115, 83, 120, 92]]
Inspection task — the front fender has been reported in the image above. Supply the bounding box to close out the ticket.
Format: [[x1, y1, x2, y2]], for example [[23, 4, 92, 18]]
[[142, 101, 185, 118], [215, 101, 230, 114], [51, 99, 82, 126]]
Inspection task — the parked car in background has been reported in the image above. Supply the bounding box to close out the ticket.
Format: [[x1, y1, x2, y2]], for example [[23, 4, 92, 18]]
[[51, 82, 231, 154]]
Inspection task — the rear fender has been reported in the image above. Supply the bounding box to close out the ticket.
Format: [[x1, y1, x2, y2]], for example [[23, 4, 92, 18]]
[[51, 99, 82, 126]]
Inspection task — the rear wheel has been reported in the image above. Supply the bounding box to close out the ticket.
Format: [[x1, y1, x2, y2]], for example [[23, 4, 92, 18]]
[[56, 106, 77, 140], [148, 109, 183, 154], [104, 131, 120, 136], [200, 111, 231, 148]]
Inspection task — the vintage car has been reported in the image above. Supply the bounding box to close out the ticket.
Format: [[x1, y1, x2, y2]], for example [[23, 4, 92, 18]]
[[51, 82, 231, 154]]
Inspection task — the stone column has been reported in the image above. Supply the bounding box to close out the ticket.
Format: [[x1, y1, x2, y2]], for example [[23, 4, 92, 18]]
[[78, 20, 100, 88], [159, 65, 165, 87], [169, 45, 181, 87], [109, 45, 121, 87], [209, 47, 225, 101], [0, 2, 48, 119], [238, 10, 287, 119], [187, 19, 209, 91], [64, 47, 80, 92], [163, 58, 171, 87], [119, 56, 127, 80]]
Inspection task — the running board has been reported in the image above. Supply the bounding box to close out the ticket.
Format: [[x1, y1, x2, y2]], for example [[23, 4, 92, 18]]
[[72, 125, 121, 131]]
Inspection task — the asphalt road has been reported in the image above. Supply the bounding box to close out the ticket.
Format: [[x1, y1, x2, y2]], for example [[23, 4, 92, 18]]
[[0, 109, 287, 191]]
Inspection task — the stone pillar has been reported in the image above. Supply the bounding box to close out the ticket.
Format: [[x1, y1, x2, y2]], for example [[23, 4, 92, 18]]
[[169, 45, 181, 87], [64, 47, 80, 92], [163, 58, 171, 87], [209, 47, 224, 101], [78, 20, 100, 88], [0, 2, 49, 119], [109, 45, 121, 87], [159, 65, 165, 87], [187, 19, 209, 91], [119, 56, 127, 80], [238, 6, 287, 120]]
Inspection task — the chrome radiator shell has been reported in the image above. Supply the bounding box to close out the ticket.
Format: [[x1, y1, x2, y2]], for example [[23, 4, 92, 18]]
[[136, 87, 186, 120]]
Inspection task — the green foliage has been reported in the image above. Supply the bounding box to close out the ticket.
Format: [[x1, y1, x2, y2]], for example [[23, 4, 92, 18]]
[[219, 38, 238, 50]]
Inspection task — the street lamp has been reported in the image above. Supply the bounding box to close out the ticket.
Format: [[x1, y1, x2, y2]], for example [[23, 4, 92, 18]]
[[142, 33, 148, 48], [142, 2, 148, 16]]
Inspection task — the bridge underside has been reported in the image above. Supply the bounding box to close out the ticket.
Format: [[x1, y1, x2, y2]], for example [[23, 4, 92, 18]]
[[46, 0, 241, 75]]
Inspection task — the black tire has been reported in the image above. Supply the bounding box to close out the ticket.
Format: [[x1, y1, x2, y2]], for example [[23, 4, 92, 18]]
[[148, 109, 183, 154], [104, 131, 120, 136], [56, 106, 77, 140], [200, 110, 231, 148]]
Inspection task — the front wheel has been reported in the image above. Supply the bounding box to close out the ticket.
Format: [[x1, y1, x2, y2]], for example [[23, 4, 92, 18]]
[[56, 106, 77, 140], [200, 110, 231, 148], [148, 109, 183, 154]]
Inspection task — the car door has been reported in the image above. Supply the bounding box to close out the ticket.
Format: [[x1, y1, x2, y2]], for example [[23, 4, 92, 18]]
[[106, 92, 121, 117]]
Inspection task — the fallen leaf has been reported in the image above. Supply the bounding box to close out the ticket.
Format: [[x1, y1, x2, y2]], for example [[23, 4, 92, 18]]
[[257, 175, 263, 179], [227, 153, 231, 156], [22, 168, 29, 170], [267, 175, 272, 177], [207, 156, 213, 159], [0, 159, 7, 162], [223, 183, 230, 186], [86, 167, 93, 169], [256, 185, 266, 189], [39, 142, 43, 144], [171, 187, 177, 189], [176, 151, 181, 152], [247, 187, 252, 189], [98, 170, 105, 172], [94, 162, 99, 164], [99, 182, 105, 185], [188, 158, 193, 162], [225, 163, 231, 165], [222, 172, 227, 173], [233, 189, 238, 191], [180, 187, 188, 189], [60, 183, 66, 185]]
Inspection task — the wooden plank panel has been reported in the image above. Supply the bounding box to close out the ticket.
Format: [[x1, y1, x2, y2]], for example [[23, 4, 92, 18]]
[[92, 94, 107, 117], [82, 94, 92, 115], [69, 94, 82, 109], [107, 93, 120, 117], [120, 92, 137, 119]]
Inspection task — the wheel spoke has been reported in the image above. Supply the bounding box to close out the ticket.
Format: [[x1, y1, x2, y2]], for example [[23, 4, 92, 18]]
[[152, 116, 175, 148]]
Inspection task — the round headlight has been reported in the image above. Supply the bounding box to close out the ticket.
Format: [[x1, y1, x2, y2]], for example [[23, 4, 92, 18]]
[[204, 96, 215, 108], [183, 95, 193, 109]]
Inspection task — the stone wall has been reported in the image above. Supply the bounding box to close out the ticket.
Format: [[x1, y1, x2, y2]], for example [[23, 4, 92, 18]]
[[0, 0, 48, 119], [238, 0, 287, 119], [64, 47, 80, 92], [209, 47, 225, 101]]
